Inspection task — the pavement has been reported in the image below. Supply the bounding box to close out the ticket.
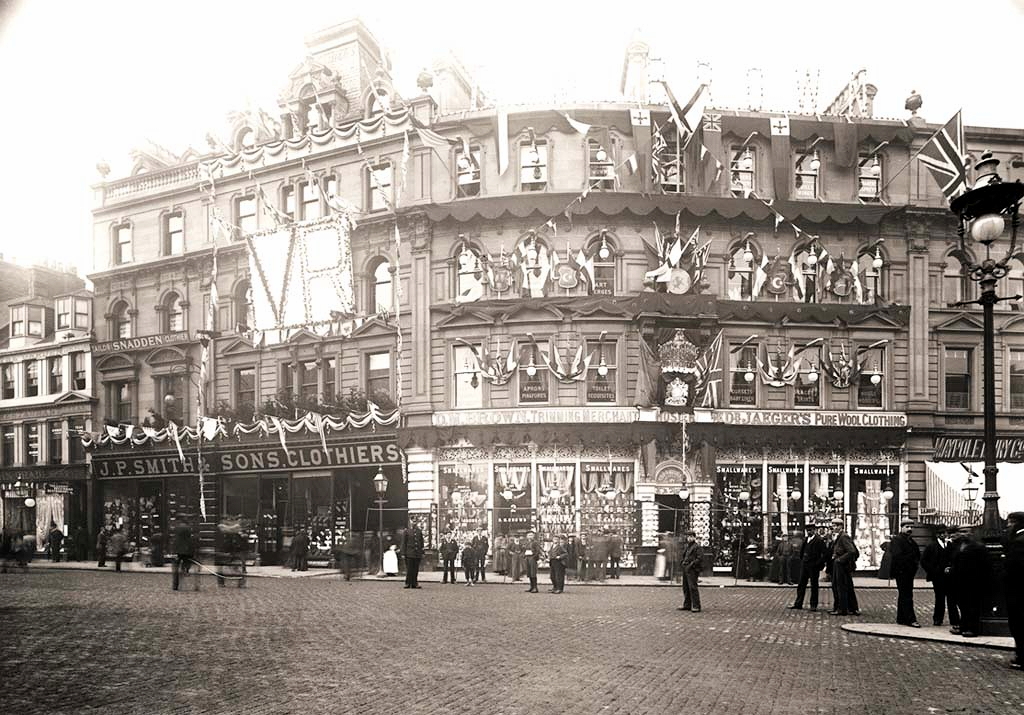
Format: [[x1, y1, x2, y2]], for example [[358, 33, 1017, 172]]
[[1, 568, 1021, 715]]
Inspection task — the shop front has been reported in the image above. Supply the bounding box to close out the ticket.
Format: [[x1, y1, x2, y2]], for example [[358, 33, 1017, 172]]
[[89, 424, 403, 566], [0, 464, 89, 555], [685, 407, 909, 575]]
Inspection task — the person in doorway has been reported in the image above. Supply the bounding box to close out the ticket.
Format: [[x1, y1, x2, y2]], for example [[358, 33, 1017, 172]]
[[548, 534, 568, 594], [949, 526, 988, 638], [291, 528, 310, 572], [523, 530, 541, 593], [678, 531, 702, 612], [890, 519, 922, 628], [829, 518, 859, 616], [96, 526, 110, 568], [439, 531, 459, 585], [109, 527, 128, 573], [46, 522, 64, 563], [400, 520, 425, 589], [472, 529, 489, 583], [789, 523, 828, 611], [1004, 511, 1024, 671], [509, 535, 525, 582], [921, 524, 959, 629], [608, 528, 623, 579], [461, 540, 477, 586]]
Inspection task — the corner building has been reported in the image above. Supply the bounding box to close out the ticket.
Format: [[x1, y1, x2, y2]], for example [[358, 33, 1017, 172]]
[[89, 21, 1024, 571]]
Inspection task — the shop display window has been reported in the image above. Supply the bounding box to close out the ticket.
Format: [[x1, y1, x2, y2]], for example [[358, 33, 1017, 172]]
[[292, 474, 333, 559], [223, 476, 259, 553], [165, 477, 200, 534], [258, 478, 289, 564], [579, 462, 636, 567], [439, 463, 489, 545], [536, 463, 576, 545], [850, 464, 898, 571], [138, 481, 163, 553], [767, 464, 806, 537], [492, 463, 533, 537], [807, 464, 844, 519], [101, 481, 138, 552], [714, 463, 763, 567]]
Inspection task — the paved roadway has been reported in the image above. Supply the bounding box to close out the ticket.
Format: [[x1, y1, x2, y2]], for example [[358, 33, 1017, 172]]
[[1, 569, 1021, 715]]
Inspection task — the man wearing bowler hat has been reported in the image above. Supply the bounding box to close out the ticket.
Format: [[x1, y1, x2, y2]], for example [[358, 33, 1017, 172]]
[[890, 518, 922, 627], [921, 524, 959, 628], [829, 517, 859, 616], [789, 522, 828, 611], [677, 530, 703, 613], [1004, 511, 1024, 670]]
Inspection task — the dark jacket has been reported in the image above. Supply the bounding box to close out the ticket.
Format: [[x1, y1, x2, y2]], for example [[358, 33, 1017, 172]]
[[799, 533, 828, 570], [440, 538, 459, 560], [608, 534, 623, 559], [831, 532, 859, 572], [950, 536, 988, 592], [524, 538, 541, 562], [291, 531, 309, 556], [679, 541, 702, 573], [1005, 526, 1024, 592], [400, 527, 424, 559], [549, 542, 569, 565], [173, 524, 194, 556], [889, 532, 921, 577], [472, 535, 489, 558], [461, 544, 477, 567], [920, 537, 952, 582]]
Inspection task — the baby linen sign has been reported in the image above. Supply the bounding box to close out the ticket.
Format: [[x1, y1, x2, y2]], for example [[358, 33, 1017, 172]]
[[245, 214, 355, 342]]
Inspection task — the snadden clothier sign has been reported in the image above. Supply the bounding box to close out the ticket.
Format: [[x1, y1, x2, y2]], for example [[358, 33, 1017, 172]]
[[92, 331, 191, 355]]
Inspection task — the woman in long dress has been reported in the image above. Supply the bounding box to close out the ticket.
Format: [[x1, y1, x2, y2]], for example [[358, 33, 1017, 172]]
[[509, 536, 525, 581], [493, 534, 508, 575]]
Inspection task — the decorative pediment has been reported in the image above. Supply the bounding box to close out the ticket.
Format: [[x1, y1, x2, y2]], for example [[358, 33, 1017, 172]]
[[435, 308, 500, 329], [1000, 315, 1024, 334], [284, 328, 325, 345], [846, 310, 906, 329], [95, 353, 135, 373], [278, 59, 346, 108], [933, 312, 984, 333], [349, 316, 395, 338], [572, 300, 634, 321], [499, 303, 566, 324], [220, 337, 256, 356], [145, 346, 189, 368], [51, 390, 97, 405]]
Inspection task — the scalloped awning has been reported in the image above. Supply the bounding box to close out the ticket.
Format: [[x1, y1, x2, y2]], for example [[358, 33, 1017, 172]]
[[421, 193, 897, 226]]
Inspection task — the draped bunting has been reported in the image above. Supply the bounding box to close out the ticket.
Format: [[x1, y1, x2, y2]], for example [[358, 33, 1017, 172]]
[[80, 407, 400, 449]]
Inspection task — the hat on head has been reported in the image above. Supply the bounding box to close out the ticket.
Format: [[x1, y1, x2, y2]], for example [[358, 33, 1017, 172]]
[[900, 519, 915, 527], [831, 517, 844, 525]]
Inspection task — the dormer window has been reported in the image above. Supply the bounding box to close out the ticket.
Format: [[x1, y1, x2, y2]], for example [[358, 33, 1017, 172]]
[[305, 102, 322, 132], [57, 297, 90, 331], [730, 146, 756, 197], [456, 145, 481, 197], [794, 149, 820, 200], [114, 223, 132, 265], [588, 139, 615, 190], [858, 153, 882, 202], [163, 212, 184, 255], [11, 305, 43, 337], [520, 140, 548, 191]]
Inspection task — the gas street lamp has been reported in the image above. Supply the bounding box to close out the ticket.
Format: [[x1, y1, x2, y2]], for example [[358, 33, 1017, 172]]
[[949, 152, 1024, 540], [373, 466, 388, 576]]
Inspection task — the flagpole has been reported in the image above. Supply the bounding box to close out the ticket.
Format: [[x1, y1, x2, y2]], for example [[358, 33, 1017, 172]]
[[877, 112, 960, 195]]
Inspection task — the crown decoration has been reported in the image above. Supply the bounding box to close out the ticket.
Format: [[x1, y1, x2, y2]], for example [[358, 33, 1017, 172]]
[[659, 329, 700, 374]]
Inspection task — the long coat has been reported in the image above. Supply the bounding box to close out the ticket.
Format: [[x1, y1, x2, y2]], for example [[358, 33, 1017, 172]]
[[920, 538, 952, 583], [889, 532, 921, 578], [799, 533, 828, 571], [400, 527, 425, 559], [679, 542, 702, 573], [832, 533, 858, 573]]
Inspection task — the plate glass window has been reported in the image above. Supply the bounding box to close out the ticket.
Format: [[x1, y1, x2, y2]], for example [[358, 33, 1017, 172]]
[[730, 146, 755, 197], [301, 181, 321, 221], [1010, 349, 1024, 410], [237, 195, 257, 235], [235, 367, 255, 408], [794, 150, 819, 200], [72, 353, 86, 390], [116, 224, 132, 264], [858, 153, 881, 201], [48, 356, 62, 393], [518, 347, 548, 404], [68, 417, 86, 462], [1, 424, 13, 464], [657, 126, 684, 193], [157, 374, 185, 423], [367, 352, 390, 402], [588, 139, 614, 190], [368, 163, 392, 212], [730, 345, 757, 405], [25, 361, 39, 397], [943, 253, 974, 305], [727, 244, 756, 300], [323, 357, 336, 401], [113, 381, 133, 423], [944, 348, 971, 410], [586, 337, 616, 403], [453, 344, 482, 409], [373, 260, 393, 313], [520, 141, 547, 191], [300, 360, 318, 400], [164, 293, 184, 332], [48, 421, 62, 464], [1, 364, 14, 399], [794, 347, 821, 407], [281, 185, 296, 221], [857, 347, 884, 408], [24, 422, 39, 465], [164, 212, 184, 255]]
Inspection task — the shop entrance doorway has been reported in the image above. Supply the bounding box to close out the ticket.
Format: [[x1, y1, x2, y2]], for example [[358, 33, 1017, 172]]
[[656, 494, 686, 534], [258, 477, 289, 565]]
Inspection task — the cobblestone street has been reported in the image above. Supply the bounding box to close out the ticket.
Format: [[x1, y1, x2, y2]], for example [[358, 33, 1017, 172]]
[[1, 570, 1022, 715]]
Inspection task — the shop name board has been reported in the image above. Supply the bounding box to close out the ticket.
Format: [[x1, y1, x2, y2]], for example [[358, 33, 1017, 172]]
[[933, 436, 1024, 463], [693, 409, 908, 428], [0, 465, 88, 482], [93, 441, 403, 478], [92, 331, 190, 355], [432, 407, 639, 427], [0, 403, 92, 422]]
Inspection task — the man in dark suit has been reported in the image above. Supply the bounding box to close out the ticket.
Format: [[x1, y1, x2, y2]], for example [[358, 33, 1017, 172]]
[[172, 518, 196, 591], [472, 529, 489, 583], [608, 529, 623, 579], [523, 530, 541, 593], [789, 523, 828, 611], [949, 527, 988, 637], [677, 530, 703, 613], [439, 531, 459, 585], [548, 534, 568, 594], [829, 517, 859, 616], [921, 524, 959, 628], [890, 518, 922, 627], [1003, 512, 1024, 670], [400, 521, 425, 589]]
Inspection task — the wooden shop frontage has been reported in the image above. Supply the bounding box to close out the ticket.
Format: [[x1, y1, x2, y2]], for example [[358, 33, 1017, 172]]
[[85, 409, 403, 565]]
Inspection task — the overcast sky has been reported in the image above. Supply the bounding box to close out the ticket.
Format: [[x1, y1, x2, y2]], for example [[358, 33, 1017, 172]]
[[1, 0, 1022, 279]]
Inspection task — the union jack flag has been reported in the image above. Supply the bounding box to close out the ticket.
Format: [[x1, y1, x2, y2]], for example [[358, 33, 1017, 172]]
[[918, 110, 967, 202], [702, 113, 722, 132], [694, 329, 724, 407]]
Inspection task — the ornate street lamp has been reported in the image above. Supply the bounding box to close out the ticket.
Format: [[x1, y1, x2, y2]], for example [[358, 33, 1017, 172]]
[[963, 473, 979, 522], [373, 466, 388, 576], [949, 152, 1024, 540]]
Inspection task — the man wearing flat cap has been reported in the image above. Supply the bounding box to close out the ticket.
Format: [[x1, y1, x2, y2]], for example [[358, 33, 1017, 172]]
[[890, 519, 922, 627], [677, 531, 703, 612], [1004, 512, 1024, 670]]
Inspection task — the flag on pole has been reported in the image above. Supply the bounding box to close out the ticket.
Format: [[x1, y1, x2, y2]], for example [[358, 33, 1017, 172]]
[[630, 109, 652, 194], [563, 112, 591, 136], [398, 130, 411, 207], [770, 116, 791, 201], [199, 237, 218, 417], [625, 153, 639, 174], [918, 110, 967, 202]]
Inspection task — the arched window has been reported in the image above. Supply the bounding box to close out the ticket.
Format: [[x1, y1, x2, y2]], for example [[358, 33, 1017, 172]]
[[585, 231, 616, 295], [943, 252, 974, 306], [367, 88, 390, 117], [110, 300, 131, 340], [1000, 258, 1024, 311], [515, 234, 553, 298], [371, 260, 393, 313], [234, 280, 253, 332], [163, 292, 184, 332], [856, 247, 887, 304], [727, 240, 760, 300]]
